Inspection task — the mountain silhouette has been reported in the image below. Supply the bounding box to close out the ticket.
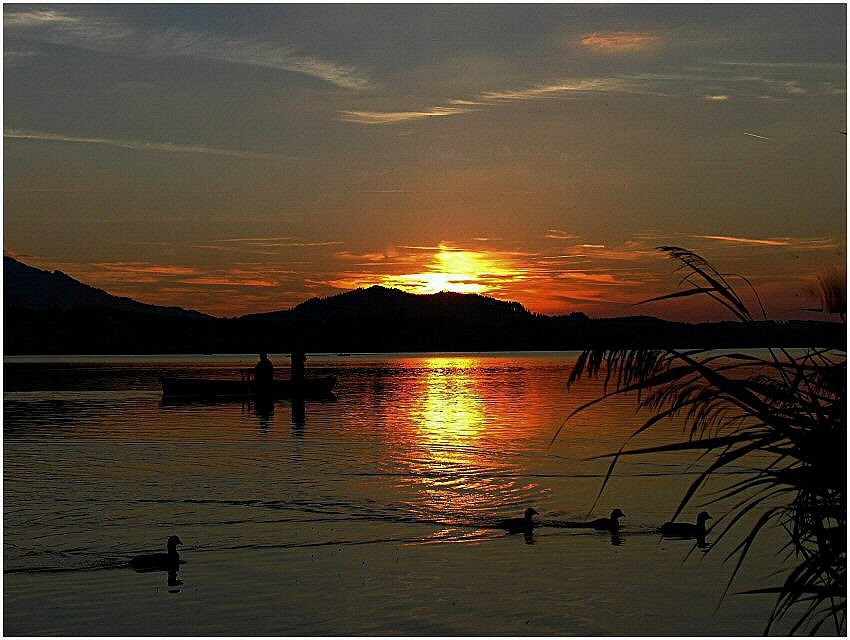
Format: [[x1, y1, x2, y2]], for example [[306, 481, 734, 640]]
[[4, 256, 207, 318], [4, 256, 844, 354], [245, 285, 530, 324], [239, 285, 539, 352]]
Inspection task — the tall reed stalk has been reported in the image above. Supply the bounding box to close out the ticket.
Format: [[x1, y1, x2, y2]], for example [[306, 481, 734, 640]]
[[558, 247, 845, 634]]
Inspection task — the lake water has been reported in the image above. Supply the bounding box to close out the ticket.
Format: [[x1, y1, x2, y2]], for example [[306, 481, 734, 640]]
[[4, 353, 804, 635]]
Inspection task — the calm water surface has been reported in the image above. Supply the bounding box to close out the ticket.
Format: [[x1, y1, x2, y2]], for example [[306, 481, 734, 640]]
[[4, 353, 798, 635]]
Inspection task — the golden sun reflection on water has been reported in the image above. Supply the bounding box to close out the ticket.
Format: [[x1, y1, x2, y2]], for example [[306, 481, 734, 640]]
[[390, 358, 540, 525], [414, 359, 486, 446]]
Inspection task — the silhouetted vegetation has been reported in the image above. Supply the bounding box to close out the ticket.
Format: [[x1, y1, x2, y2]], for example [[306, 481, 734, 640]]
[[561, 247, 846, 634]]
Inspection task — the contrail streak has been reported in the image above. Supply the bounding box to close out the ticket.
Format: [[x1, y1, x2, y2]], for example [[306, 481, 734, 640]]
[[4, 128, 279, 160]]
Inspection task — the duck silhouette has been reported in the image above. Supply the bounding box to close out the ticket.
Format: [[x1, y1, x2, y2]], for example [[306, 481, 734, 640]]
[[660, 512, 712, 539], [566, 508, 625, 532], [498, 508, 538, 533], [129, 535, 183, 571]]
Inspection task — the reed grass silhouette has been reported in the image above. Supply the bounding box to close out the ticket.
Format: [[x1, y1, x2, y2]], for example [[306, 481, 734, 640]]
[[557, 246, 846, 634]]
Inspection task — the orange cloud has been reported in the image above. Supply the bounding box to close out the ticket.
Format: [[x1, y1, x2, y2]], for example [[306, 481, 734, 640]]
[[318, 241, 662, 314], [93, 262, 199, 275], [580, 32, 661, 53], [177, 277, 277, 287], [325, 243, 527, 296], [544, 229, 577, 240], [334, 250, 391, 262], [554, 271, 643, 286]]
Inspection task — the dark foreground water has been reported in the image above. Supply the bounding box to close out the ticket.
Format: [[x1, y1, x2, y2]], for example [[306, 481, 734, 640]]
[[4, 353, 807, 635]]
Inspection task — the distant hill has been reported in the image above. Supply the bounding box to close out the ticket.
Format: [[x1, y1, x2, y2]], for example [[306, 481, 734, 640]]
[[3, 256, 844, 354], [245, 285, 530, 323], [4, 256, 208, 318], [238, 285, 539, 352]]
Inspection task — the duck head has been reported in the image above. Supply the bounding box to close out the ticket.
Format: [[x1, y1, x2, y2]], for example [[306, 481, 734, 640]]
[[610, 508, 625, 521], [167, 535, 183, 551], [524, 508, 539, 520], [697, 511, 712, 523]]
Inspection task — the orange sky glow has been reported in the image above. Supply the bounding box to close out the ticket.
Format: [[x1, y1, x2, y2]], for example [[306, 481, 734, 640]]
[[7, 232, 844, 322]]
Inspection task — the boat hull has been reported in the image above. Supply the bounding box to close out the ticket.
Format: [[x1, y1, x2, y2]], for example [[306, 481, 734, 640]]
[[161, 375, 337, 400]]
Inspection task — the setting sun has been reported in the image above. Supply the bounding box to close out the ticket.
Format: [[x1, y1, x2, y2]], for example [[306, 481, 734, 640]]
[[374, 245, 519, 295], [380, 272, 486, 294]]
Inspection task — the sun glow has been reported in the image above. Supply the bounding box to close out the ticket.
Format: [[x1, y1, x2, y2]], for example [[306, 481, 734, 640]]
[[377, 245, 516, 295], [380, 272, 486, 294]]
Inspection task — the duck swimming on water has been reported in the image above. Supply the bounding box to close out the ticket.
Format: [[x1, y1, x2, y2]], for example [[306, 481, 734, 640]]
[[498, 508, 538, 533], [129, 535, 183, 571], [660, 512, 712, 539], [566, 508, 625, 532]]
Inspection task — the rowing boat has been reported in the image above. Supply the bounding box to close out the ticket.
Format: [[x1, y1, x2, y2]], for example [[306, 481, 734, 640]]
[[160, 375, 337, 400]]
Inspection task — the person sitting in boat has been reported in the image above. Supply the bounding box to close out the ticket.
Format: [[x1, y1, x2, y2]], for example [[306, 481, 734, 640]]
[[254, 353, 274, 394], [291, 347, 306, 383]]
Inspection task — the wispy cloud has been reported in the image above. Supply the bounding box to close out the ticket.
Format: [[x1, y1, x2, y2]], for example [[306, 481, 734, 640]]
[[783, 81, 807, 95], [554, 271, 643, 286], [339, 73, 688, 125], [186, 236, 341, 258], [199, 236, 341, 248], [4, 9, 77, 26], [694, 234, 790, 246], [712, 60, 846, 70], [338, 106, 474, 124], [692, 235, 841, 251], [580, 32, 662, 53], [93, 262, 199, 276], [178, 276, 278, 287], [208, 236, 298, 243], [335, 251, 393, 263], [3, 49, 42, 66], [189, 244, 279, 256], [4, 128, 277, 160], [743, 131, 772, 141], [341, 54, 843, 126], [479, 79, 627, 101], [4, 8, 372, 90], [543, 229, 578, 240]]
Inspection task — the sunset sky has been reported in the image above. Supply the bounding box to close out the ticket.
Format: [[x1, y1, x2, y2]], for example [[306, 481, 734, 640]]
[[4, 4, 846, 320]]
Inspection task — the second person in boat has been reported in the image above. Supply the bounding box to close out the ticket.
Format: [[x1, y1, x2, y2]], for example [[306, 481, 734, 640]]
[[291, 346, 306, 383], [254, 352, 274, 395]]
